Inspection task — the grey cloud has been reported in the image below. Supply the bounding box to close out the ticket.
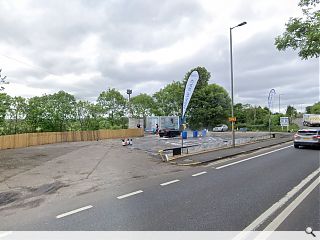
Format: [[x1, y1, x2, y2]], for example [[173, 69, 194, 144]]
[[100, 0, 207, 50], [1, 0, 318, 110]]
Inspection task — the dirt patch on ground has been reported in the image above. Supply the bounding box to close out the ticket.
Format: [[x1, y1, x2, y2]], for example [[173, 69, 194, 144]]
[[0, 181, 67, 210], [0, 142, 91, 182], [28, 181, 68, 196], [0, 191, 22, 206]]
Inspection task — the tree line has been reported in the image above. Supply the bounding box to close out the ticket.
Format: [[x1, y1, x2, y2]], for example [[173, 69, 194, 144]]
[[0, 67, 231, 134], [1, 66, 314, 135]]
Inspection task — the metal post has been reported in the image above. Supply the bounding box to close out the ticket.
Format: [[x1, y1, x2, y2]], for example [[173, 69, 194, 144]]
[[279, 94, 280, 113], [229, 27, 235, 148], [229, 22, 246, 147], [269, 101, 272, 138], [127, 89, 132, 117], [181, 117, 184, 153]]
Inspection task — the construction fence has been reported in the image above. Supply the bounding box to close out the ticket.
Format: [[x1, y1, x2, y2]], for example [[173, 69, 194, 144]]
[[0, 128, 144, 150]]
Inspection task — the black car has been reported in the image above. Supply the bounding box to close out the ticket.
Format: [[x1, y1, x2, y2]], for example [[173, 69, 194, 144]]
[[158, 129, 181, 138]]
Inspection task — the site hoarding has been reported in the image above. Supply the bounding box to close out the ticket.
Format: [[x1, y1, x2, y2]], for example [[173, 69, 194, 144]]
[[145, 116, 160, 132], [146, 116, 180, 131], [159, 116, 180, 130]]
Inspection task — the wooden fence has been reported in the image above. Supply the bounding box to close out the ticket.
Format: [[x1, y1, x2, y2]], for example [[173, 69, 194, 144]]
[[0, 128, 144, 150]]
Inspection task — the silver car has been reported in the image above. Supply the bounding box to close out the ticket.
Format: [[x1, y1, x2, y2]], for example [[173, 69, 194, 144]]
[[213, 124, 228, 132], [293, 129, 320, 148]]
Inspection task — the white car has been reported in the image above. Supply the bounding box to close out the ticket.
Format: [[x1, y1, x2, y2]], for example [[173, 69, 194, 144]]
[[213, 124, 228, 132], [293, 129, 320, 148]]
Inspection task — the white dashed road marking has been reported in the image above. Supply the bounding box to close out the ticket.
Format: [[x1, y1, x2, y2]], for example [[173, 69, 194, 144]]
[[160, 179, 180, 186], [117, 190, 143, 199], [192, 171, 207, 177], [56, 205, 93, 219]]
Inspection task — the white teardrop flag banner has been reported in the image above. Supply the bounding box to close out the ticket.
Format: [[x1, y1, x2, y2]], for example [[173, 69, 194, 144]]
[[182, 70, 199, 118]]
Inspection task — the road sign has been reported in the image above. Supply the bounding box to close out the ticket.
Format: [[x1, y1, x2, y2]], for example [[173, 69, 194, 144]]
[[280, 117, 289, 127], [229, 117, 237, 122]]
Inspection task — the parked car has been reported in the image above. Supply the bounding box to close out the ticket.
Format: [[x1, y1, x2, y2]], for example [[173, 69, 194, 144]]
[[158, 129, 181, 138], [293, 129, 320, 148], [213, 124, 228, 132]]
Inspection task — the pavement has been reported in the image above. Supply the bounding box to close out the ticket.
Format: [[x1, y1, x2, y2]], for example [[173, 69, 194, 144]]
[[169, 133, 294, 165]]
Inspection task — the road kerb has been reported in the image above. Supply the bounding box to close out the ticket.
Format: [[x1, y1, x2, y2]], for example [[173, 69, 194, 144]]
[[170, 139, 293, 166]]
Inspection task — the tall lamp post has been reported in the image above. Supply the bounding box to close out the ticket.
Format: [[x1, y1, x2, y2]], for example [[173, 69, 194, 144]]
[[127, 89, 132, 117], [230, 21, 247, 148], [268, 89, 276, 137]]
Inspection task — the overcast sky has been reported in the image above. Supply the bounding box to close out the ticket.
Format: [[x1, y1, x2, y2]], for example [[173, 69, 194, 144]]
[[0, 0, 319, 112]]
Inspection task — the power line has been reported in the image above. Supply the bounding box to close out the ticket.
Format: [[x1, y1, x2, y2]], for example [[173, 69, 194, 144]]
[[0, 53, 60, 77]]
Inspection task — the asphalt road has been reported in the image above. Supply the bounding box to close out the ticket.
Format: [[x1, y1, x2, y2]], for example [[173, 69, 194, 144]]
[[0, 142, 319, 231]]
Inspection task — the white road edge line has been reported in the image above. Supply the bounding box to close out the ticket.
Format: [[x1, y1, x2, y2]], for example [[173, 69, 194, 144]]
[[56, 205, 93, 219], [160, 179, 180, 186], [0, 231, 13, 238], [192, 171, 207, 177], [216, 145, 292, 170], [256, 176, 320, 240], [117, 190, 143, 199], [232, 168, 320, 240]]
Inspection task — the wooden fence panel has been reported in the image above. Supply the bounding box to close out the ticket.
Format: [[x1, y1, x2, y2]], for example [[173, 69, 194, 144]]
[[0, 129, 144, 150]]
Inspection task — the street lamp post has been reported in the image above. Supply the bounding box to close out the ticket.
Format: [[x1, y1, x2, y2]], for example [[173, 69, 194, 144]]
[[229, 21, 247, 148], [268, 89, 276, 137], [127, 89, 132, 117]]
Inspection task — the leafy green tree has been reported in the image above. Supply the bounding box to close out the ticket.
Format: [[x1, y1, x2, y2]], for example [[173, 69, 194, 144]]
[[130, 93, 155, 119], [234, 103, 245, 123], [234, 104, 271, 130], [75, 100, 100, 130], [306, 105, 312, 113], [26, 95, 48, 132], [286, 105, 298, 118], [153, 81, 184, 116], [310, 102, 320, 113], [181, 67, 231, 129], [275, 0, 320, 59], [187, 83, 231, 129], [97, 89, 126, 127], [0, 93, 11, 133], [8, 96, 27, 134], [26, 91, 76, 132], [47, 91, 77, 131]]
